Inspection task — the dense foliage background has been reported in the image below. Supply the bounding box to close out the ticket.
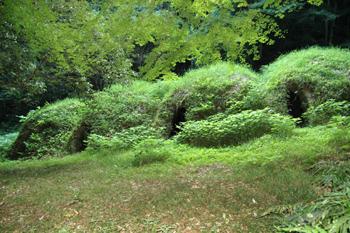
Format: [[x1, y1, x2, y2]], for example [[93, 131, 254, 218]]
[[2, 0, 350, 124], [2, 1, 350, 232]]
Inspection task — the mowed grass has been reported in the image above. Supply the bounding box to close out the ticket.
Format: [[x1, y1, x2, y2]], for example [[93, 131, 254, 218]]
[[0, 127, 344, 232]]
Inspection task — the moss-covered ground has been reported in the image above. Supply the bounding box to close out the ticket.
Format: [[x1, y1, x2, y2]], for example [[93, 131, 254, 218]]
[[1, 126, 347, 232]]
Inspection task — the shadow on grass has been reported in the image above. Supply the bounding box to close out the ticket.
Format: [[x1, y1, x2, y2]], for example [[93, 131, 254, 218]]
[[0, 159, 92, 179], [0, 149, 135, 180]]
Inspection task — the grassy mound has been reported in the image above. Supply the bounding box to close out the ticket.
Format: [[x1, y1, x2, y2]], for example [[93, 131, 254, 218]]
[[9, 62, 256, 157], [0, 131, 18, 161], [158, 62, 257, 136], [8, 99, 86, 160], [256, 47, 350, 119], [79, 81, 170, 149], [176, 109, 295, 147], [73, 62, 257, 150]]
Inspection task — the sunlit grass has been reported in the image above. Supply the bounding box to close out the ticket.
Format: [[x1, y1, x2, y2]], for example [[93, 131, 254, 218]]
[[1, 125, 346, 232]]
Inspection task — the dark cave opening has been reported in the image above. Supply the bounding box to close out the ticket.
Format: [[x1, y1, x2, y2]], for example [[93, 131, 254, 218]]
[[70, 123, 90, 153], [172, 60, 194, 76], [169, 107, 186, 137], [287, 90, 308, 124]]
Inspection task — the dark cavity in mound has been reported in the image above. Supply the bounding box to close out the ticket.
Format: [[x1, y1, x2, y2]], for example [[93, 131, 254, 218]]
[[287, 90, 308, 124], [172, 60, 193, 76], [170, 107, 186, 137], [69, 123, 91, 153]]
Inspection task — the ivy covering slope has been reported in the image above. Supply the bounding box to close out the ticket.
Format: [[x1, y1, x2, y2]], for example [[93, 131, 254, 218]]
[[8, 62, 257, 158], [8, 99, 86, 159], [253, 47, 350, 113], [8, 47, 350, 159], [82, 62, 257, 149]]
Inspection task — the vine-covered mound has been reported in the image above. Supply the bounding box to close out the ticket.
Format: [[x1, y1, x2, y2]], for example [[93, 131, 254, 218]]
[[158, 62, 257, 136], [75, 80, 170, 151], [8, 99, 86, 160], [74, 62, 258, 151], [11, 62, 257, 158], [256, 47, 350, 118], [10, 47, 350, 159]]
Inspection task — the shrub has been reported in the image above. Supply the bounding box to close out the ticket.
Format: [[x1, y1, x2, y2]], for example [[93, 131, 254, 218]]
[[87, 125, 163, 151], [278, 160, 350, 233], [278, 185, 350, 233], [303, 100, 350, 126], [327, 116, 350, 153], [0, 131, 18, 161], [8, 99, 86, 159], [131, 139, 172, 166], [312, 160, 350, 190], [330, 115, 350, 127], [175, 109, 295, 147], [257, 47, 350, 115]]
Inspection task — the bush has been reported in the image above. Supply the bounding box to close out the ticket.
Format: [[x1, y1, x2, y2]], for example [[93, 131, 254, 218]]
[[278, 160, 350, 233], [176, 109, 295, 147], [257, 47, 350, 114], [8, 99, 86, 159], [278, 185, 350, 233], [131, 139, 172, 166], [327, 116, 350, 153], [303, 100, 350, 126], [87, 125, 163, 151], [0, 131, 18, 161]]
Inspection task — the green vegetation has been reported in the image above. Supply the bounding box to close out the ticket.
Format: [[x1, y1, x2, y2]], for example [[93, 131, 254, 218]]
[[9, 47, 350, 158], [73, 62, 257, 151], [277, 160, 350, 233], [4, 62, 258, 159], [131, 139, 172, 166], [176, 109, 295, 147], [82, 81, 167, 140], [2, 1, 350, 232], [159, 63, 257, 134], [2, 47, 350, 232], [1, 123, 349, 232], [0, 131, 18, 161], [257, 47, 350, 115], [8, 99, 86, 160], [1, 0, 332, 122], [86, 126, 161, 152], [303, 100, 350, 125]]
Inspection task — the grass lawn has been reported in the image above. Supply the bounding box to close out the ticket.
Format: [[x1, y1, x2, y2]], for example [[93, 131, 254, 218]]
[[0, 127, 346, 232]]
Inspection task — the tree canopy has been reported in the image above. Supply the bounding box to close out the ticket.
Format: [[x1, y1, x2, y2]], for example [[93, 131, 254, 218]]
[[4, 0, 348, 123]]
